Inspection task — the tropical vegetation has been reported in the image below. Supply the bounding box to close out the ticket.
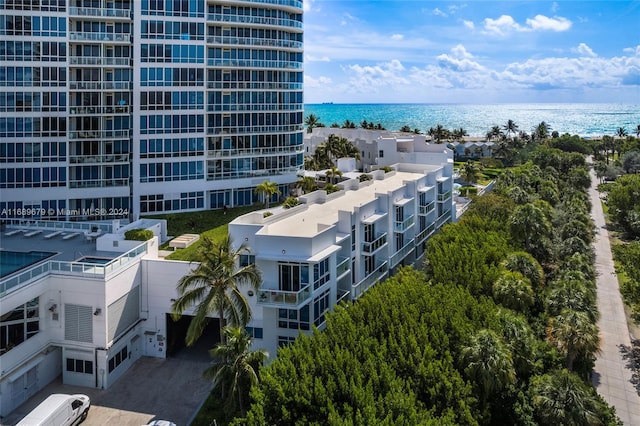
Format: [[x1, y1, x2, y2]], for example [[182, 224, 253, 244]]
[[171, 235, 262, 346]]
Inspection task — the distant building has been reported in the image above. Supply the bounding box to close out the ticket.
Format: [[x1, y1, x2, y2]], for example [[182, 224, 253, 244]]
[[304, 128, 453, 172]]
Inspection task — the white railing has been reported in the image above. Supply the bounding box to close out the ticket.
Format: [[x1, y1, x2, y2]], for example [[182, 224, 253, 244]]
[[0, 242, 147, 298], [70, 81, 131, 90], [69, 130, 130, 139], [69, 32, 130, 42], [257, 285, 310, 307], [4, 219, 112, 233]]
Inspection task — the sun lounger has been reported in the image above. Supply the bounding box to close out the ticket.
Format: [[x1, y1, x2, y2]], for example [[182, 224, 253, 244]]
[[44, 231, 63, 239], [4, 229, 25, 236], [62, 232, 79, 240], [24, 230, 42, 237]]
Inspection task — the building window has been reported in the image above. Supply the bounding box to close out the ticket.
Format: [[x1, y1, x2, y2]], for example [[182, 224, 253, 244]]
[[364, 223, 374, 242], [108, 346, 128, 373], [239, 254, 255, 267], [278, 262, 309, 292], [313, 289, 331, 327], [245, 326, 263, 339], [278, 336, 296, 348], [351, 224, 356, 251], [378, 150, 384, 158], [278, 306, 309, 330], [0, 297, 39, 354], [66, 358, 93, 375], [313, 258, 330, 290]]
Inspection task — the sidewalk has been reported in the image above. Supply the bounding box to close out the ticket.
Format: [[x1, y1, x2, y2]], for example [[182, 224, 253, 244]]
[[589, 168, 640, 425]]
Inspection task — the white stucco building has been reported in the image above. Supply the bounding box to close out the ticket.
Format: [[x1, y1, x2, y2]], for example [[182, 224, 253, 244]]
[[228, 160, 455, 357]]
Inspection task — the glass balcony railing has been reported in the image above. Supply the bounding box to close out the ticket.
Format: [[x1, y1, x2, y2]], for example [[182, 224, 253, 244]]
[[1, 241, 147, 299], [69, 57, 130, 66], [336, 256, 350, 277], [394, 215, 414, 232], [69, 7, 131, 18], [390, 241, 414, 268], [69, 32, 131, 42], [437, 191, 452, 202], [257, 285, 310, 307], [436, 212, 451, 227], [70, 81, 131, 90], [352, 261, 388, 299], [419, 202, 436, 215], [207, 36, 302, 49], [416, 223, 436, 244], [362, 232, 387, 254], [69, 130, 130, 139]]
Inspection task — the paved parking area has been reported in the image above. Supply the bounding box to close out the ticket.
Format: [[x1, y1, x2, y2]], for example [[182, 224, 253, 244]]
[[2, 355, 213, 426]]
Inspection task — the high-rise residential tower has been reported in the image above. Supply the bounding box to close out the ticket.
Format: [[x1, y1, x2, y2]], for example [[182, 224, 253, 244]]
[[0, 0, 304, 221]]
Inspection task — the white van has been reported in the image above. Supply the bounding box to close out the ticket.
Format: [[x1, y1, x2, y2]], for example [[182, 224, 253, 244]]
[[16, 394, 90, 426]]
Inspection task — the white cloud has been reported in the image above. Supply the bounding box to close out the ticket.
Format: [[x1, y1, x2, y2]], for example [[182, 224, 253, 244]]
[[346, 60, 410, 92], [432, 8, 448, 18], [305, 54, 331, 62], [340, 12, 357, 26], [391, 34, 404, 41], [333, 47, 640, 100], [574, 43, 597, 58], [526, 15, 572, 32], [483, 15, 524, 35], [483, 14, 571, 36], [623, 45, 640, 56], [437, 45, 484, 72], [463, 20, 475, 30], [304, 75, 333, 88]]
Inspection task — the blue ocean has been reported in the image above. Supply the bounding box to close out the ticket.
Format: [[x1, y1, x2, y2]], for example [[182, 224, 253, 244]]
[[304, 104, 640, 138]]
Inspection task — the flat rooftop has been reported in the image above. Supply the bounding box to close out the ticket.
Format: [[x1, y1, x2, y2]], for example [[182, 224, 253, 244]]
[[260, 169, 428, 238], [1, 228, 119, 281]]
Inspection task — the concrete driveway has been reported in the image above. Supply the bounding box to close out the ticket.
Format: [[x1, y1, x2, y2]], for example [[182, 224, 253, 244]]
[[2, 354, 213, 426]]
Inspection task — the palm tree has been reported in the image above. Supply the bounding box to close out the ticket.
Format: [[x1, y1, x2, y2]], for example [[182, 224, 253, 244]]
[[617, 127, 628, 138], [325, 166, 343, 184], [341, 119, 356, 129], [533, 121, 551, 142], [503, 119, 519, 138], [428, 124, 449, 144], [205, 326, 268, 414], [602, 135, 614, 164], [325, 134, 360, 161], [509, 203, 552, 262], [400, 125, 412, 132], [295, 176, 317, 194], [486, 125, 503, 141], [548, 309, 599, 371], [254, 180, 281, 209], [171, 236, 262, 346], [636, 124, 640, 138], [500, 251, 545, 290], [304, 114, 321, 134], [492, 270, 534, 314], [461, 160, 481, 184], [531, 370, 604, 425], [546, 280, 597, 322], [460, 329, 516, 405], [452, 127, 468, 142]]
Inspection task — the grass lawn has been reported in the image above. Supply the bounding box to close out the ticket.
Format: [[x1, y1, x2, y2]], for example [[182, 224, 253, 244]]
[[190, 391, 239, 426], [143, 205, 261, 261]]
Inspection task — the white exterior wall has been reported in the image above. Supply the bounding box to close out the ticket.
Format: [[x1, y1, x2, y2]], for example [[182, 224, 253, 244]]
[[0, 225, 160, 416]]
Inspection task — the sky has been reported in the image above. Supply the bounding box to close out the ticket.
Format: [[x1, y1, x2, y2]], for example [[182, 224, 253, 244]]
[[302, 1, 640, 104]]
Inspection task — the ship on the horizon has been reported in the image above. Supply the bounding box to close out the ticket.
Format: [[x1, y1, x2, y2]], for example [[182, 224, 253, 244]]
[[322, 102, 334, 104]]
